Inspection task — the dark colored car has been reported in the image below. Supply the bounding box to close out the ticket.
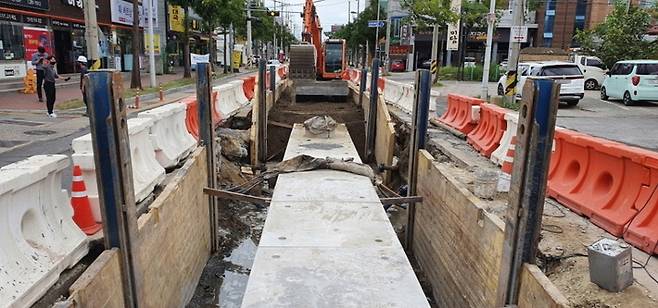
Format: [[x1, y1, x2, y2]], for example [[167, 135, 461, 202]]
[[391, 60, 406, 72]]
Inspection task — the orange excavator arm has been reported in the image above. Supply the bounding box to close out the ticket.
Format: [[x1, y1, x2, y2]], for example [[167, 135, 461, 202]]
[[302, 0, 325, 76]]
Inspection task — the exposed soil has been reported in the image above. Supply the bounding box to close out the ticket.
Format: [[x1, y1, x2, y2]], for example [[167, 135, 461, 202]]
[[267, 96, 366, 161]]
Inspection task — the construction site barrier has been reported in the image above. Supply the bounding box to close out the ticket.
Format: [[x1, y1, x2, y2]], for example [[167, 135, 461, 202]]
[[183, 97, 200, 140], [547, 129, 658, 238], [138, 102, 197, 169], [230, 79, 250, 107], [277, 66, 287, 80], [625, 169, 658, 254], [213, 82, 243, 119], [466, 103, 507, 158], [72, 119, 165, 209], [0, 155, 88, 308], [437, 94, 483, 134], [491, 112, 519, 166], [242, 76, 256, 100], [380, 78, 439, 115]]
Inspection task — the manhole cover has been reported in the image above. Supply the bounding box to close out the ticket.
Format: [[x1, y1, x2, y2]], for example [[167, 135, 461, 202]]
[[23, 130, 56, 136], [0, 119, 44, 126], [0, 140, 27, 148]]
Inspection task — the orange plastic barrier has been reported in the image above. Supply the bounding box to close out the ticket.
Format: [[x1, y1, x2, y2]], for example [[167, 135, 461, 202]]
[[437, 94, 483, 134], [183, 97, 199, 140], [277, 66, 287, 79], [625, 173, 658, 254], [547, 129, 658, 237], [242, 76, 256, 100], [377, 78, 385, 92], [466, 103, 507, 157]]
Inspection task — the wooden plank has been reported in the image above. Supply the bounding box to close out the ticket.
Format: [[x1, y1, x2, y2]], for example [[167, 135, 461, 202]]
[[380, 196, 423, 206], [375, 96, 396, 184], [518, 264, 570, 308], [203, 187, 271, 206]]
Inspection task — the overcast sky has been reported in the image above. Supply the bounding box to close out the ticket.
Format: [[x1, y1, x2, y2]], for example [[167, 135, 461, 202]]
[[265, 0, 368, 38]]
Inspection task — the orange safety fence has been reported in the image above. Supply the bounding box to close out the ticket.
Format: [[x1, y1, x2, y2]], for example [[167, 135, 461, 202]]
[[467, 103, 507, 158], [242, 76, 256, 100], [547, 129, 658, 242], [437, 94, 483, 134]]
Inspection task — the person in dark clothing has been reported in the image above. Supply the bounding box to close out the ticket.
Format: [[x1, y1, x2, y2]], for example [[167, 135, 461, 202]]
[[42, 56, 70, 118], [31, 46, 49, 102], [77, 55, 89, 113]]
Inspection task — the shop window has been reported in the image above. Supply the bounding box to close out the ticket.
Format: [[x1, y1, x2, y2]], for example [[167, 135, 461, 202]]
[[0, 24, 25, 60]]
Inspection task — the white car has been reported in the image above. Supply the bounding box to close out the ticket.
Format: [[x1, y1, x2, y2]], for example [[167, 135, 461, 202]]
[[600, 60, 658, 106], [498, 61, 585, 106], [572, 54, 608, 90]]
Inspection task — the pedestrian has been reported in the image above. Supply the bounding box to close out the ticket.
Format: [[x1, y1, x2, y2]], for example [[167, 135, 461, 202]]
[[30, 46, 48, 103], [77, 55, 89, 113], [42, 56, 70, 118]]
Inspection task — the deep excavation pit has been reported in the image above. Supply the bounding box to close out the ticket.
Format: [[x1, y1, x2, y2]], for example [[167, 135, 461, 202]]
[[187, 87, 438, 307]]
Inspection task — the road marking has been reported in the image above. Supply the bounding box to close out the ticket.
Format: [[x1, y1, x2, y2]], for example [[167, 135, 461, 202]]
[[597, 99, 630, 111]]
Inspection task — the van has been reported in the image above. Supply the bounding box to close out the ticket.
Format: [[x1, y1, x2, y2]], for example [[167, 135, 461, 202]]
[[571, 54, 608, 90], [600, 60, 658, 106]]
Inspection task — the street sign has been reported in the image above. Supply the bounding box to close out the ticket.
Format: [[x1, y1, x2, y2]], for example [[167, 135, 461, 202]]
[[368, 20, 385, 28], [446, 23, 459, 50], [510, 26, 528, 43]]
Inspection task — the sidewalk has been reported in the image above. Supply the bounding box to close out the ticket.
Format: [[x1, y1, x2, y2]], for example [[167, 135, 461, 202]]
[[0, 68, 189, 112]]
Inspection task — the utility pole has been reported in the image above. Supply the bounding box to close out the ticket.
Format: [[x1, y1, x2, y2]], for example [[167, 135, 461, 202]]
[[481, 0, 496, 99], [348, 1, 351, 23], [146, 0, 156, 88], [83, 0, 100, 69], [505, 0, 524, 97], [374, 0, 381, 62], [247, 0, 253, 67], [430, 25, 439, 81], [384, 0, 391, 73], [273, 0, 277, 60]]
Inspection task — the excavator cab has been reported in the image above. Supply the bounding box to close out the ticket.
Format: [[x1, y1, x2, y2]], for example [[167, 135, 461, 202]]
[[322, 39, 346, 79]]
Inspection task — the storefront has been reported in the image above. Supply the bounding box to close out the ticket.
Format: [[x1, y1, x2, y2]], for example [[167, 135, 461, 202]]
[[165, 4, 205, 69], [0, 0, 115, 79]]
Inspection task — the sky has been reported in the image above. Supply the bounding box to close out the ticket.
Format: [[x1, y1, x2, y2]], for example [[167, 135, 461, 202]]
[[264, 0, 368, 39]]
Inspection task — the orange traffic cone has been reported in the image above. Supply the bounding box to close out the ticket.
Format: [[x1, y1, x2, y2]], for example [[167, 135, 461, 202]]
[[501, 136, 517, 175], [71, 165, 102, 235]]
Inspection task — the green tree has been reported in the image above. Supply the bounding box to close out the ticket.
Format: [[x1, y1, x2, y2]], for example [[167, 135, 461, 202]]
[[193, 0, 243, 72], [332, 0, 387, 62], [574, 1, 658, 67]]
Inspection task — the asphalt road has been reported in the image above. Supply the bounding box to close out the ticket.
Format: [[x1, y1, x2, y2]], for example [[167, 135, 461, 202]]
[[386, 72, 658, 151]]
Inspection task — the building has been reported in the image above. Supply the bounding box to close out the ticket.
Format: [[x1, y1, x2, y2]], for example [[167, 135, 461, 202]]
[[535, 0, 658, 49]]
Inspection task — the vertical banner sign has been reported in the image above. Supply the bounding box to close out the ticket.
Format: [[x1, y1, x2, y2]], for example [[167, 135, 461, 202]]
[[168, 5, 185, 32], [23, 27, 52, 61], [446, 0, 462, 51]]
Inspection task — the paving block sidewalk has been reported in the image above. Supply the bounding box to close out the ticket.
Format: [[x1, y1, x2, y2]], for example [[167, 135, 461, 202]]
[[0, 69, 189, 112]]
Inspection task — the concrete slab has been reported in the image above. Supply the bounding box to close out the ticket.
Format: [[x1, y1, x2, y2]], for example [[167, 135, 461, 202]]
[[260, 201, 401, 248], [241, 247, 429, 308], [283, 124, 361, 162], [270, 170, 379, 203]]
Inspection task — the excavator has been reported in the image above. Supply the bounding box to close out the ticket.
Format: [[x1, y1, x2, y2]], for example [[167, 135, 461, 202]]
[[288, 0, 349, 99]]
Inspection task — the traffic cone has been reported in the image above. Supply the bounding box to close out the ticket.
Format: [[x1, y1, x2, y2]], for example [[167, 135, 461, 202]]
[[70, 165, 102, 235], [498, 136, 517, 192]]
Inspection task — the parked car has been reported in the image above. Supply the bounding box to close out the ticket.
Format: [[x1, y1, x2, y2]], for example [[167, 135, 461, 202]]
[[600, 60, 658, 106], [391, 60, 406, 72], [572, 54, 608, 90], [418, 58, 432, 70], [498, 61, 585, 106]]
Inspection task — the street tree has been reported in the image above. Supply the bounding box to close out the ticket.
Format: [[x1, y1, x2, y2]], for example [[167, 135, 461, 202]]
[[574, 1, 658, 67], [130, 0, 142, 89], [169, 0, 196, 78], [193, 0, 243, 72]]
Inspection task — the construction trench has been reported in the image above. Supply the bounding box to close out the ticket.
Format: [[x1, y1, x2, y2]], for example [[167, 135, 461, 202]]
[[5, 64, 658, 307]]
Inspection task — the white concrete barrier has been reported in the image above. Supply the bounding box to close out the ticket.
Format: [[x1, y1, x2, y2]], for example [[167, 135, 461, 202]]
[[230, 79, 250, 106], [380, 78, 439, 115], [138, 103, 197, 169], [491, 112, 518, 166], [72, 118, 165, 213], [213, 83, 243, 119], [0, 155, 88, 308]]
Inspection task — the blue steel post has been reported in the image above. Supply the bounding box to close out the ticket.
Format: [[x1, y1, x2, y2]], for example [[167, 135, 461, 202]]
[[404, 69, 431, 251], [86, 70, 138, 307], [498, 78, 559, 305], [257, 59, 268, 166], [196, 63, 219, 253], [365, 59, 380, 162], [269, 65, 276, 94]]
